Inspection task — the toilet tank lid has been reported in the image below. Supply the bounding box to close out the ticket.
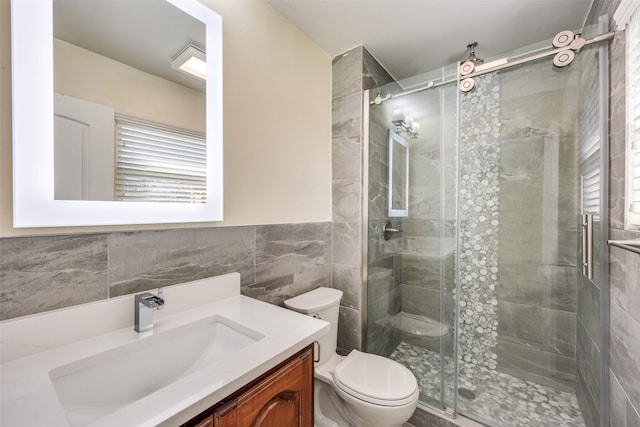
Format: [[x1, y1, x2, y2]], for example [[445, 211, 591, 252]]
[[284, 287, 343, 313]]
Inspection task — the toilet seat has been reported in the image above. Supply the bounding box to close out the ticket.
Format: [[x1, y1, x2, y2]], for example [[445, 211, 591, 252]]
[[332, 350, 418, 407]]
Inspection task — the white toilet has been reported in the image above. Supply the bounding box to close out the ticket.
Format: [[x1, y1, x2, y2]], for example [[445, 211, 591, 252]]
[[284, 287, 419, 427]]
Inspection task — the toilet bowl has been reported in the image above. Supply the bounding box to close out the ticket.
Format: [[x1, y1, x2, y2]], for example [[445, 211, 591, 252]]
[[285, 288, 418, 427]]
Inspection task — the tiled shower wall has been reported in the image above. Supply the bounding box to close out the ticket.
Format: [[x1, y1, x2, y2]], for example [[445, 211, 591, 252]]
[[586, 1, 640, 427], [366, 84, 402, 357], [458, 73, 502, 372], [454, 63, 580, 391], [401, 86, 456, 357], [331, 46, 394, 352], [494, 61, 580, 392], [0, 223, 331, 320]]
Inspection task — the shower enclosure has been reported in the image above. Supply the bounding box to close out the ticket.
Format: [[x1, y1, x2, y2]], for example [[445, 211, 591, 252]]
[[364, 22, 610, 427]]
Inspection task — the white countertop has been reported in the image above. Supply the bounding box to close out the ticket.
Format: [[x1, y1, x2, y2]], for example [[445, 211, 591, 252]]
[[0, 273, 329, 426]]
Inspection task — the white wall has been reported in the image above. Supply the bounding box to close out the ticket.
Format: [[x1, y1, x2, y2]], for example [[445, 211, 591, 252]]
[[54, 38, 206, 133], [0, 0, 332, 237]]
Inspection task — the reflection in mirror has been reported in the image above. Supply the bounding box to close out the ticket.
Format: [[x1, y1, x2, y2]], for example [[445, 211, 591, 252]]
[[53, 0, 206, 202], [388, 130, 409, 217], [11, 0, 223, 227]]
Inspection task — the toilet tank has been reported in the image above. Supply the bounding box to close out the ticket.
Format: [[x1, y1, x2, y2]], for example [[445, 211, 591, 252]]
[[284, 287, 343, 366]]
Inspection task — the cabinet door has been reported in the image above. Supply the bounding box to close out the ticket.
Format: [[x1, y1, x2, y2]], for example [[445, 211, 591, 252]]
[[214, 347, 313, 427], [193, 416, 213, 427]]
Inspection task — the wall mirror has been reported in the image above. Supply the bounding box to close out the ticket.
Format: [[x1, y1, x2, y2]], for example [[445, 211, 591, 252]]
[[388, 130, 409, 217], [11, 0, 223, 227]]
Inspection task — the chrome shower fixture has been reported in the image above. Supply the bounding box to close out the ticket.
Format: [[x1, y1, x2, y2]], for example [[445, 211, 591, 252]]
[[392, 109, 420, 138], [551, 30, 586, 68], [458, 42, 484, 93], [464, 42, 484, 65]]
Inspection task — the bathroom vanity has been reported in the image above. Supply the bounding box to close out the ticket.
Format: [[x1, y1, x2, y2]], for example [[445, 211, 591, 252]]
[[0, 273, 326, 426], [184, 344, 313, 426]]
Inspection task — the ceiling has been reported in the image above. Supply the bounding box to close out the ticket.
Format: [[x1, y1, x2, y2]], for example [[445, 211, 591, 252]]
[[266, 0, 594, 80], [53, 0, 206, 92]]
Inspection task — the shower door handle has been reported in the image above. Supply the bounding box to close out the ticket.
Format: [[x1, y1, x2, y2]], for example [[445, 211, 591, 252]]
[[582, 214, 593, 280]]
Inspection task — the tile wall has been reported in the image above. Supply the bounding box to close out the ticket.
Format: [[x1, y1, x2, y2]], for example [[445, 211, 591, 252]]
[[331, 46, 395, 352], [495, 60, 580, 392], [366, 79, 402, 357], [584, 1, 640, 426], [400, 85, 457, 357], [0, 223, 331, 320]]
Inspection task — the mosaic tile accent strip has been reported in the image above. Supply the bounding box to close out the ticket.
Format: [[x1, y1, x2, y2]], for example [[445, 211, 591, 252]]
[[456, 73, 502, 370], [390, 342, 586, 427]]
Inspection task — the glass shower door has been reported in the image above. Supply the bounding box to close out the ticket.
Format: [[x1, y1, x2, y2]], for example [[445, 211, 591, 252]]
[[455, 39, 606, 427], [365, 70, 459, 413]]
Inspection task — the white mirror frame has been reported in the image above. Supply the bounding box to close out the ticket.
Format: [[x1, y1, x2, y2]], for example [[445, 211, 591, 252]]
[[11, 0, 223, 227], [388, 130, 409, 217]]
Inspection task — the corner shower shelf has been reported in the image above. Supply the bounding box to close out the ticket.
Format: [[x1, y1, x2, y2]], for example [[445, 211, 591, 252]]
[[607, 238, 640, 255]]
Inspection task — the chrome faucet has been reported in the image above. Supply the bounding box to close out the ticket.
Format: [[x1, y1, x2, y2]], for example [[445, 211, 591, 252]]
[[134, 289, 165, 333]]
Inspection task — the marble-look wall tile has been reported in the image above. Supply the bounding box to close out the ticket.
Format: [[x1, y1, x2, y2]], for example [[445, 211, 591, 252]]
[[626, 246, 640, 324], [610, 34, 626, 159], [331, 46, 395, 353], [332, 46, 365, 352], [497, 301, 576, 358], [108, 227, 255, 297], [242, 275, 295, 307], [402, 254, 441, 290], [255, 223, 330, 281], [367, 220, 387, 265], [332, 47, 362, 98], [333, 263, 360, 310], [577, 276, 602, 345], [401, 284, 442, 320], [611, 371, 627, 427], [364, 76, 404, 355], [253, 222, 332, 305], [627, 402, 640, 427], [332, 92, 363, 181], [244, 264, 331, 308], [598, 3, 640, 423], [611, 301, 640, 412], [577, 367, 600, 427], [362, 47, 395, 91], [332, 222, 360, 267], [368, 99, 391, 222], [610, 152, 627, 230], [367, 262, 394, 304], [1, 222, 333, 320], [337, 305, 361, 352], [609, 229, 628, 309], [332, 180, 361, 222], [499, 262, 577, 312], [0, 235, 108, 320], [496, 340, 576, 392], [577, 317, 602, 415]]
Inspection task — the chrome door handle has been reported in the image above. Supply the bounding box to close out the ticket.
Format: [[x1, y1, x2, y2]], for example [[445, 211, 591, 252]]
[[582, 214, 593, 280]]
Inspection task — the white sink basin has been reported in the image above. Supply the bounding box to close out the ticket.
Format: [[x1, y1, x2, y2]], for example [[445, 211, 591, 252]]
[[49, 315, 263, 427]]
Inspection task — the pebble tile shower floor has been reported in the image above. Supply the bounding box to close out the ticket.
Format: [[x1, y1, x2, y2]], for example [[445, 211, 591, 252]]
[[390, 342, 586, 427]]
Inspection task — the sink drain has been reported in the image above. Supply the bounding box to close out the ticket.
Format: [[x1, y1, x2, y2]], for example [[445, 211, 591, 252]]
[[458, 387, 476, 400]]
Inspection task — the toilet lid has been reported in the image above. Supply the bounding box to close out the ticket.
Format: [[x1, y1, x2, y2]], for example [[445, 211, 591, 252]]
[[333, 350, 418, 407]]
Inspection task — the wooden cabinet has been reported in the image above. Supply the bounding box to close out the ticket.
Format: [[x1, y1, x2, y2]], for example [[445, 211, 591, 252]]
[[184, 344, 313, 427]]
